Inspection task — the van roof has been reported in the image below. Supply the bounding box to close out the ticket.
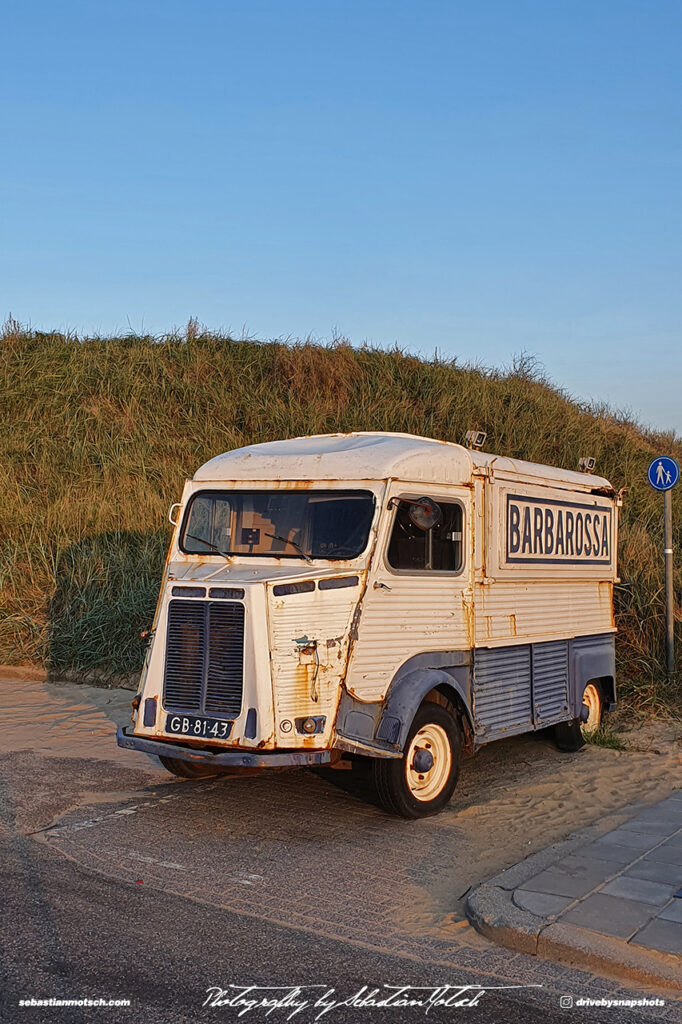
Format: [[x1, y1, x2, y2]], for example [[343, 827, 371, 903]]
[[194, 432, 613, 492]]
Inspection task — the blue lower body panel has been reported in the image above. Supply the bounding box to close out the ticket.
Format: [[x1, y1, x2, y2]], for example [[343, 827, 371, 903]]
[[116, 726, 331, 767], [472, 633, 616, 743]]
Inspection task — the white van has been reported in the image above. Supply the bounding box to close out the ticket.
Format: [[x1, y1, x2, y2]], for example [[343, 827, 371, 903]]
[[118, 432, 620, 818]]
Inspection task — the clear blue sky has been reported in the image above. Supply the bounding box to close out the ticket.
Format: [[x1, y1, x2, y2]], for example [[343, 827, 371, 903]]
[[2, 1, 681, 433]]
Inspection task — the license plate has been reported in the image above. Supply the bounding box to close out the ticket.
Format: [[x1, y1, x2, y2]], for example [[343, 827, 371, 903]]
[[165, 714, 233, 739]]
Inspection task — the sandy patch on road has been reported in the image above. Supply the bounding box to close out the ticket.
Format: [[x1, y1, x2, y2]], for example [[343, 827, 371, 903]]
[[450, 719, 682, 871], [0, 668, 163, 773], [0, 670, 167, 836]]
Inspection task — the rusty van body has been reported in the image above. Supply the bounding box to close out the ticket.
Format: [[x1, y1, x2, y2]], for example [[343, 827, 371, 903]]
[[117, 432, 620, 817]]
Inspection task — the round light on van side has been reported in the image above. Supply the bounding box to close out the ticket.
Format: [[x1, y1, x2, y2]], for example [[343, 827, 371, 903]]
[[301, 717, 317, 734], [280, 720, 292, 733], [408, 496, 443, 531]]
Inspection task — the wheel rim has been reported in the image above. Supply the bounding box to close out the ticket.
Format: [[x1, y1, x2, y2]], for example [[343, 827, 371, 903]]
[[405, 723, 452, 802], [581, 683, 601, 735]]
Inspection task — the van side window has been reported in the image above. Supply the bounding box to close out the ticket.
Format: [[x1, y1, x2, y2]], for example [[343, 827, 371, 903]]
[[387, 500, 463, 572]]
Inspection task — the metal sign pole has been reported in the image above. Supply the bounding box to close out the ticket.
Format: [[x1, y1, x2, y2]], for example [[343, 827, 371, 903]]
[[647, 455, 679, 681], [664, 488, 675, 679]]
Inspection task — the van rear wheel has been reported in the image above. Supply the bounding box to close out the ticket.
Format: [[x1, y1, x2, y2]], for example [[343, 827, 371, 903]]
[[581, 682, 603, 734], [553, 682, 603, 752], [372, 702, 462, 819], [159, 755, 222, 779]]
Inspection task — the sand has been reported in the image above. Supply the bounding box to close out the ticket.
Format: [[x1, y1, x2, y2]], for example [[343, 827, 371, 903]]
[[1, 667, 680, 913], [0, 667, 163, 772]]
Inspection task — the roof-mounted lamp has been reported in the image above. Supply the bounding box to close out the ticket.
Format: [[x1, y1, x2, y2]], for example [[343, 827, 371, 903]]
[[465, 430, 487, 450]]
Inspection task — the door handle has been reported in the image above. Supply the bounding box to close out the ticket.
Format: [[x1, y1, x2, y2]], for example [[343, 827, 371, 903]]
[[373, 581, 392, 591]]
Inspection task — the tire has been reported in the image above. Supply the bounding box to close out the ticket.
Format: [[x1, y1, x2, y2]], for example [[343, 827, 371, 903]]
[[553, 681, 603, 752], [159, 755, 223, 779], [581, 682, 603, 735], [553, 719, 585, 752], [371, 702, 462, 819]]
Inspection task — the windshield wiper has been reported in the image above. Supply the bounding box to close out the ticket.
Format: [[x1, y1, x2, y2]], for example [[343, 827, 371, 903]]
[[185, 533, 231, 558], [185, 530, 313, 564], [264, 532, 313, 563]]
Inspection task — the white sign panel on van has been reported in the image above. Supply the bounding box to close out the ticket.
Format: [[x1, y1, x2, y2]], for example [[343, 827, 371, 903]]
[[506, 494, 612, 565]]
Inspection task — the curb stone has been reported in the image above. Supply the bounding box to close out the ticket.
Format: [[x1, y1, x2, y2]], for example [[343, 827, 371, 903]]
[[538, 921, 682, 991], [466, 885, 541, 956], [467, 883, 682, 991]]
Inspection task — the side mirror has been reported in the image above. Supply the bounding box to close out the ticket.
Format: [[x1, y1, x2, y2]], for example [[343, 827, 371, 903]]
[[168, 502, 182, 526]]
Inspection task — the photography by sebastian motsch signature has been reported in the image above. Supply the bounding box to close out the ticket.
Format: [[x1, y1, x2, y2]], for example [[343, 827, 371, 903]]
[[202, 984, 543, 1020]]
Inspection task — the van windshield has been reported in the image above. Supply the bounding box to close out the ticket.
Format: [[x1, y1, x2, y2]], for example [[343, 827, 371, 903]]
[[180, 490, 376, 560]]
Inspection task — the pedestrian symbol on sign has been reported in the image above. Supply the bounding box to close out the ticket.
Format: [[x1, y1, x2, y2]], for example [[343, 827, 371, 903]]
[[647, 456, 679, 492]]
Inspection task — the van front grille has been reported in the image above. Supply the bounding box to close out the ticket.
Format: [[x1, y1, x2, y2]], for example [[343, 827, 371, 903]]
[[163, 599, 244, 718]]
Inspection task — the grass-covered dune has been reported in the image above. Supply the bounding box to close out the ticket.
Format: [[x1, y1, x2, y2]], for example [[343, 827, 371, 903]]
[[1, 319, 680, 710]]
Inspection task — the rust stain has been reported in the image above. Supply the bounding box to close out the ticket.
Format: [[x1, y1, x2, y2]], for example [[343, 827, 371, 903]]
[[341, 568, 369, 673], [293, 658, 317, 704], [271, 478, 316, 489], [348, 597, 362, 644], [509, 613, 517, 636], [461, 592, 474, 646]]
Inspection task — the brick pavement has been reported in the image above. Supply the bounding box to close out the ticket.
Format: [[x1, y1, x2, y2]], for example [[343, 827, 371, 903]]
[[37, 769, 682, 1019]]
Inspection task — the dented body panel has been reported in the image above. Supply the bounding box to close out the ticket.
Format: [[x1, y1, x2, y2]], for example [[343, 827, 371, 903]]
[[118, 432, 619, 769]]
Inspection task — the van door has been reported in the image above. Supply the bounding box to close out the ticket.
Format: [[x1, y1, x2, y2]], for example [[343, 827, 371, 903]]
[[344, 486, 473, 704]]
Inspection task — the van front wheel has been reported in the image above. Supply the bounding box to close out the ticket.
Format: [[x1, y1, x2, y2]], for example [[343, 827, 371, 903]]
[[159, 755, 223, 779], [372, 702, 462, 819]]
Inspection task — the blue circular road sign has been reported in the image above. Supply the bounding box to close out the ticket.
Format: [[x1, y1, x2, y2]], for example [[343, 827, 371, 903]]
[[648, 456, 680, 491]]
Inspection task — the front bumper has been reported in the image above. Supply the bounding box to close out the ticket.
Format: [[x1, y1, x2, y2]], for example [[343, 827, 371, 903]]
[[116, 726, 332, 767]]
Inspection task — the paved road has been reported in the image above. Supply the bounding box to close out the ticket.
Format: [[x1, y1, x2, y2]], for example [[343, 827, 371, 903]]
[[1, 746, 679, 1024]]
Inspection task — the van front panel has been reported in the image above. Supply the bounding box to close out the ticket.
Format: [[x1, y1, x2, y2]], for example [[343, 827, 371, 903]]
[[266, 574, 363, 746]]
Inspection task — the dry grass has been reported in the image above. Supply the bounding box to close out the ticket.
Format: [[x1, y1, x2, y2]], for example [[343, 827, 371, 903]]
[[1, 319, 680, 709]]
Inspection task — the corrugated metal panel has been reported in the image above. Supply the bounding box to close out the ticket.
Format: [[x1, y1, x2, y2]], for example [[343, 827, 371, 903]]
[[345, 577, 471, 701], [474, 581, 614, 645], [571, 633, 614, 655], [163, 599, 244, 718], [473, 646, 532, 736], [532, 640, 569, 724], [268, 589, 356, 717]]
